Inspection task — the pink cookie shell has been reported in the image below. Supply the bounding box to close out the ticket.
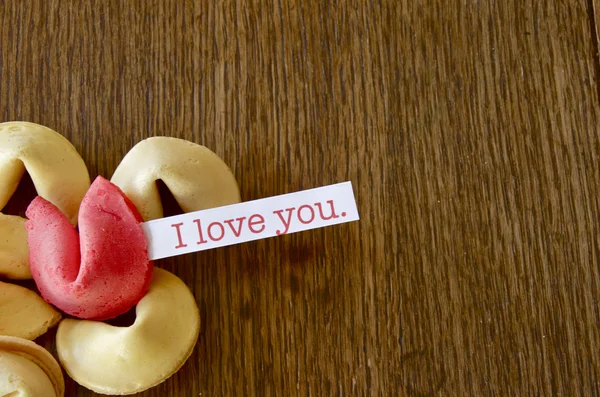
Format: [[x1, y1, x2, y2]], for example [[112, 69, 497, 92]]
[[26, 176, 153, 321]]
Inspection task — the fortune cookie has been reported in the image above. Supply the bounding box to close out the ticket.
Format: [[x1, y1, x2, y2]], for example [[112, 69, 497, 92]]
[[0, 335, 65, 397], [111, 137, 241, 221], [26, 176, 153, 320], [56, 268, 200, 395], [0, 121, 90, 279], [0, 281, 61, 340]]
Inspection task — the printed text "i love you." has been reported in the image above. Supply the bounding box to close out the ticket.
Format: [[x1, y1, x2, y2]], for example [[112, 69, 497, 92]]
[[141, 182, 360, 260]]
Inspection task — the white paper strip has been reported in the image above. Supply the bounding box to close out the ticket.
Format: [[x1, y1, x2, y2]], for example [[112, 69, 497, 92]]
[[142, 182, 359, 260]]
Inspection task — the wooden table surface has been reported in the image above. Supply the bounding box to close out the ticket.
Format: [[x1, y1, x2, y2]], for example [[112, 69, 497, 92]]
[[2, 1, 600, 395]]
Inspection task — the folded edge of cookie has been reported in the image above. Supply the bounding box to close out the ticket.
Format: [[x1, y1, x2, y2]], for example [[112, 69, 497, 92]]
[[0, 281, 61, 340], [0, 335, 65, 397]]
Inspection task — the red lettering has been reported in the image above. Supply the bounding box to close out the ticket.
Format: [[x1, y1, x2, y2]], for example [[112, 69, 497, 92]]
[[208, 222, 225, 241], [297, 204, 315, 224], [273, 207, 295, 235], [314, 200, 340, 220], [193, 219, 208, 245], [223, 217, 246, 237], [171, 222, 187, 249], [248, 214, 265, 234]]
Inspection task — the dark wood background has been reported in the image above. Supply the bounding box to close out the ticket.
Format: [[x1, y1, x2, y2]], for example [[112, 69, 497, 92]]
[[1, 1, 600, 395]]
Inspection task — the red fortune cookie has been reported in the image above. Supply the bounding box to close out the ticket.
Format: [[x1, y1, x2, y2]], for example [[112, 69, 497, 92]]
[[26, 176, 153, 320]]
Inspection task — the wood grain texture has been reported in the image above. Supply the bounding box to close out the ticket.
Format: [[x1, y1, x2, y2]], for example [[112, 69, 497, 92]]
[[591, 0, 600, 100], [1, 0, 600, 395]]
